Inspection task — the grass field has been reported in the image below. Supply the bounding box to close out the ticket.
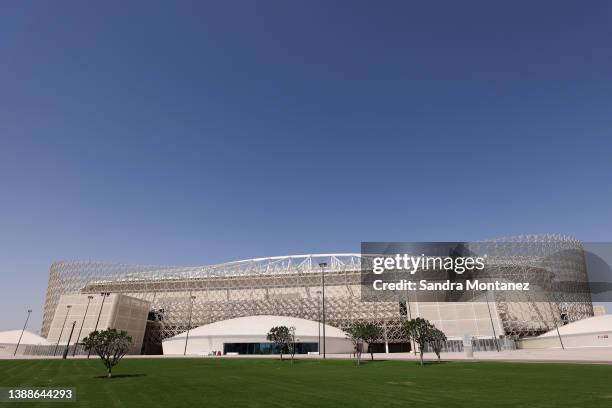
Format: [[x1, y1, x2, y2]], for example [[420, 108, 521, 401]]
[[1, 358, 612, 407]]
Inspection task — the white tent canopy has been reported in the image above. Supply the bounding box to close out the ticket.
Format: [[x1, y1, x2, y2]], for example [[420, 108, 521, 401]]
[[167, 315, 347, 339], [162, 315, 353, 355], [0, 330, 48, 345], [539, 315, 612, 338], [521, 315, 612, 349], [0, 330, 49, 356]]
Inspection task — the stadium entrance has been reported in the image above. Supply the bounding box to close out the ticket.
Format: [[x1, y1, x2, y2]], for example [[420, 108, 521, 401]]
[[223, 342, 318, 355]]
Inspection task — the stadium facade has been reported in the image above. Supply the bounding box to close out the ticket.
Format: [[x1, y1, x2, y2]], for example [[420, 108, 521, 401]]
[[41, 234, 594, 353]]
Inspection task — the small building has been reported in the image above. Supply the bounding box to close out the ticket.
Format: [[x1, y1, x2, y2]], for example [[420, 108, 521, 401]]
[[46, 294, 150, 353], [162, 315, 354, 355]]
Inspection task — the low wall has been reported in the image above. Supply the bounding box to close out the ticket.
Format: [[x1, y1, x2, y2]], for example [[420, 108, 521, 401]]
[[519, 331, 612, 349]]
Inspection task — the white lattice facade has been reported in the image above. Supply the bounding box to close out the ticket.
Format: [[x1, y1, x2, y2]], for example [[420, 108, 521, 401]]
[[41, 235, 593, 344]]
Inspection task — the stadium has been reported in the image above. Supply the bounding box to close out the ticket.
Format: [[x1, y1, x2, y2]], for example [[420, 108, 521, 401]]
[[37, 234, 594, 355]]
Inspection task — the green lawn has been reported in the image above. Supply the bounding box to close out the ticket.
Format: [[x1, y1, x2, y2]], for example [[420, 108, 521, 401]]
[[1, 358, 611, 407]]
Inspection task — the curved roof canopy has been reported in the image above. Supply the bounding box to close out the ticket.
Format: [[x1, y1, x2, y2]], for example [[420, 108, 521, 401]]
[[164, 315, 347, 340], [0, 330, 48, 345], [539, 315, 612, 337]]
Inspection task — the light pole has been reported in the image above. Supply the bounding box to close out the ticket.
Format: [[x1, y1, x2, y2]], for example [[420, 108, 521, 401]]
[[553, 319, 565, 350], [54, 305, 71, 356], [13, 309, 32, 356], [405, 293, 416, 355], [549, 301, 565, 350], [184, 295, 196, 356], [315, 290, 321, 355], [319, 262, 327, 359], [88, 292, 110, 359], [74, 295, 94, 356], [485, 291, 500, 351], [63, 321, 76, 359]]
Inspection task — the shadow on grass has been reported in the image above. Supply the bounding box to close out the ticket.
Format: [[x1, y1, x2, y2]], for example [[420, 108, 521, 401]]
[[353, 359, 453, 366], [275, 359, 319, 365], [418, 361, 453, 366], [282, 359, 389, 365], [94, 374, 147, 379], [353, 359, 388, 365]]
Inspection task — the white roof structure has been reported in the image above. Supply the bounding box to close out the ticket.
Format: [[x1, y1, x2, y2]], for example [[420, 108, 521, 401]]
[[162, 315, 354, 355], [539, 315, 612, 337], [165, 315, 347, 340], [0, 330, 48, 345]]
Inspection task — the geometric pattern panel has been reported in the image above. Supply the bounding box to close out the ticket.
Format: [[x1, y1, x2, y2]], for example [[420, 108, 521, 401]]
[[41, 235, 593, 343]]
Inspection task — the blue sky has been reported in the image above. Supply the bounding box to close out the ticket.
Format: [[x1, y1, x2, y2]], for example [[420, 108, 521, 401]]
[[1, 1, 611, 330]]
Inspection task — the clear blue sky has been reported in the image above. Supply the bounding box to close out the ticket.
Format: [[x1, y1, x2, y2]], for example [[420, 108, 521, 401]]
[[1, 1, 611, 331]]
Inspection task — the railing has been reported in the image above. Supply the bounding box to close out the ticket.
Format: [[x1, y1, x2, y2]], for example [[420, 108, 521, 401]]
[[422, 337, 516, 353], [17, 344, 140, 357]]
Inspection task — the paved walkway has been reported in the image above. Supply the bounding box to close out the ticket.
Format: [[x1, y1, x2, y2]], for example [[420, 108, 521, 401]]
[[374, 348, 612, 364], [218, 348, 612, 364], [3, 347, 612, 364]]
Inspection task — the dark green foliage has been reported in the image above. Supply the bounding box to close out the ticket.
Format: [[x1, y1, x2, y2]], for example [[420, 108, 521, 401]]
[[344, 322, 383, 364], [82, 328, 133, 378]]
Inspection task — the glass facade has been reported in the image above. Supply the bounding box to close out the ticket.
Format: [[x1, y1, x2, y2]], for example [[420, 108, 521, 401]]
[[223, 342, 318, 355]]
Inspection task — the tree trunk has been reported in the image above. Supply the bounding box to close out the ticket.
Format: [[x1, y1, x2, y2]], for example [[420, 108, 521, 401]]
[[419, 349, 424, 366], [370, 351, 374, 361], [280, 352, 283, 361], [107, 366, 112, 378]]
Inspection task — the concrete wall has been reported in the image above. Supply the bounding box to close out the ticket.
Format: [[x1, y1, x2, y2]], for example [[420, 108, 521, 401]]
[[414, 301, 505, 339], [46, 294, 149, 353]]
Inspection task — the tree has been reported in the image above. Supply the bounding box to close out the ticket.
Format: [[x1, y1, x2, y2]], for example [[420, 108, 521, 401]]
[[287, 326, 297, 363], [362, 323, 383, 361], [402, 318, 435, 366], [82, 329, 133, 378], [344, 326, 364, 365], [429, 328, 447, 362], [344, 322, 382, 365], [267, 326, 296, 361]]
